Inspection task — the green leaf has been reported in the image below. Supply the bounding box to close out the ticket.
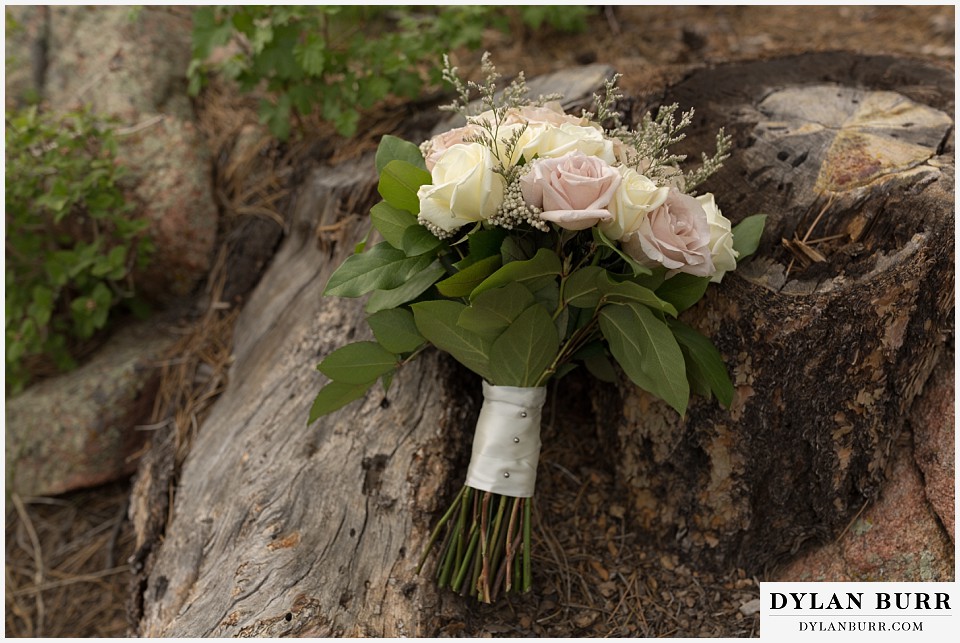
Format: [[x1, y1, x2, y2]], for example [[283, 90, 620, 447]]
[[411, 300, 493, 381], [367, 308, 425, 354], [192, 6, 235, 59], [598, 273, 677, 317], [488, 304, 559, 387], [500, 235, 537, 263], [317, 341, 397, 384], [669, 320, 735, 408], [436, 255, 502, 298], [599, 302, 689, 415], [293, 34, 326, 75], [364, 260, 445, 314], [458, 282, 536, 340], [370, 201, 441, 256], [584, 353, 618, 383], [288, 84, 319, 116], [471, 248, 562, 299], [358, 74, 391, 109], [260, 94, 292, 141], [375, 135, 427, 174], [655, 273, 710, 314], [592, 226, 652, 277], [400, 224, 443, 256], [324, 242, 432, 297], [732, 214, 767, 261], [370, 201, 416, 249], [28, 285, 54, 328], [467, 227, 508, 261], [309, 380, 376, 423], [530, 278, 560, 314], [563, 266, 604, 308], [91, 246, 127, 278], [378, 159, 431, 215]]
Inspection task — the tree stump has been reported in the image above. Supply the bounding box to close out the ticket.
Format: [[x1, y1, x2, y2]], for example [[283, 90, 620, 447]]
[[595, 53, 954, 573], [129, 55, 952, 635]]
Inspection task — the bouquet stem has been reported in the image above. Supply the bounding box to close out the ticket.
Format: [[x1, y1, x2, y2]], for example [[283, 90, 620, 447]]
[[417, 485, 533, 602]]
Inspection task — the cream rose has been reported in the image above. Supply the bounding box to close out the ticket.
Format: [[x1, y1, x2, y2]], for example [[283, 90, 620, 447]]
[[520, 152, 620, 230], [600, 166, 670, 240], [622, 187, 715, 277], [518, 122, 617, 164], [699, 192, 739, 282], [417, 143, 506, 234]]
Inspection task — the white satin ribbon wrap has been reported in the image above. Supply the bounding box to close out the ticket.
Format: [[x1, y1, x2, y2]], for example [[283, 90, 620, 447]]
[[464, 382, 547, 498]]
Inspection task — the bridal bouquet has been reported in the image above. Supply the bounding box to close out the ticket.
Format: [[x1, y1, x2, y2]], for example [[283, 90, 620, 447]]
[[310, 56, 764, 602]]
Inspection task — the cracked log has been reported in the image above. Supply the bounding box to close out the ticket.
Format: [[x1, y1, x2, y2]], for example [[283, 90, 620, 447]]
[[596, 53, 954, 573]]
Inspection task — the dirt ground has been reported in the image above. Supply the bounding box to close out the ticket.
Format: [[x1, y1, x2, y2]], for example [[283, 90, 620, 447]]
[[5, 5, 953, 638]]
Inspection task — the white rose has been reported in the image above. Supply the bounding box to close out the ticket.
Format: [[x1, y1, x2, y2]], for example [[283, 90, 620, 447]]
[[599, 166, 670, 240], [417, 143, 506, 234], [518, 122, 616, 164], [460, 114, 550, 169], [622, 187, 715, 278], [699, 192, 739, 283], [494, 122, 549, 168]]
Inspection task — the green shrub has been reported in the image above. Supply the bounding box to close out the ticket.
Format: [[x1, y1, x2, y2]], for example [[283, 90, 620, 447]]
[[188, 5, 591, 140], [5, 107, 152, 394]]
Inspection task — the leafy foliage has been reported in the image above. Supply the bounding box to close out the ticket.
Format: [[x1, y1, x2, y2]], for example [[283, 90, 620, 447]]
[[188, 6, 591, 139], [5, 107, 152, 393]]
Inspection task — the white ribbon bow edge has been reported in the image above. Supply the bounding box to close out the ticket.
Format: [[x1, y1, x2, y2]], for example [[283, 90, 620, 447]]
[[464, 382, 547, 497]]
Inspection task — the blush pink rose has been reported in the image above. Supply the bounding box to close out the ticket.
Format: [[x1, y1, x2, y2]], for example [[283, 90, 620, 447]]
[[519, 152, 621, 230], [622, 187, 715, 277], [502, 101, 590, 127], [423, 123, 484, 171]]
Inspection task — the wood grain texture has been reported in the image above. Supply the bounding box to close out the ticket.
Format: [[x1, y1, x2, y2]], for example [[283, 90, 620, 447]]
[[598, 53, 954, 574], [131, 158, 481, 636]]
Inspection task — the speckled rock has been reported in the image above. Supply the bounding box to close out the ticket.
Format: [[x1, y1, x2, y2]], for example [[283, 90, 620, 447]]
[[5, 321, 177, 497], [43, 5, 193, 121], [775, 430, 954, 582], [4, 5, 47, 108], [117, 116, 219, 300], [911, 351, 955, 542], [35, 5, 218, 299]]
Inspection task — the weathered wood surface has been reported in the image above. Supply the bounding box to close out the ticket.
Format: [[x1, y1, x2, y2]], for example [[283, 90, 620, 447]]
[[130, 66, 613, 636], [130, 157, 476, 636], [597, 53, 954, 573]]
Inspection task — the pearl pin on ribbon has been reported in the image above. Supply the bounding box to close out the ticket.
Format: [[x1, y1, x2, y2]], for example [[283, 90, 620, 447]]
[[464, 382, 547, 497]]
